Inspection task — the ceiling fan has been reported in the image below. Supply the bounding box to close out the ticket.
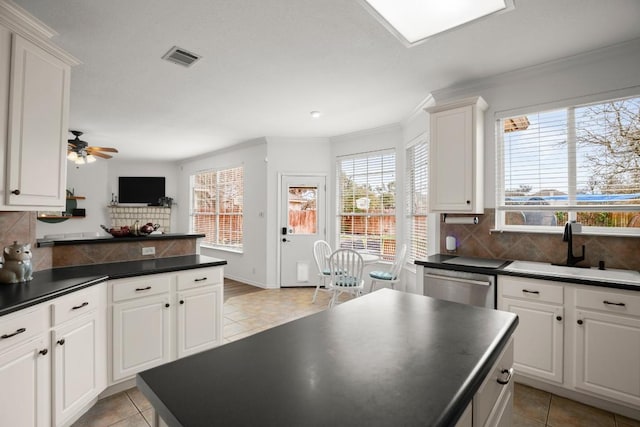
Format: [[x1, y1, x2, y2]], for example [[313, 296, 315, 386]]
[[67, 130, 118, 164]]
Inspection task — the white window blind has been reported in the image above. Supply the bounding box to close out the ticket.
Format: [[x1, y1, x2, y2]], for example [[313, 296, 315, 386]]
[[497, 95, 640, 233], [337, 150, 396, 260], [191, 166, 244, 249], [406, 140, 428, 262]]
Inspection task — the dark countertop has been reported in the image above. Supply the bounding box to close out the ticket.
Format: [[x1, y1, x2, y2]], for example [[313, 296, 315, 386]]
[[37, 233, 205, 247], [137, 289, 518, 427], [0, 255, 226, 317], [416, 255, 640, 292]]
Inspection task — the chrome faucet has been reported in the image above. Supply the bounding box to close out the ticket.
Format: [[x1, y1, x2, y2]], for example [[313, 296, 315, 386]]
[[563, 222, 585, 266]]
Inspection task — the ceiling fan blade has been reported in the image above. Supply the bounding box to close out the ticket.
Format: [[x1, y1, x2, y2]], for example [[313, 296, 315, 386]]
[[88, 146, 118, 153], [89, 151, 112, 159]]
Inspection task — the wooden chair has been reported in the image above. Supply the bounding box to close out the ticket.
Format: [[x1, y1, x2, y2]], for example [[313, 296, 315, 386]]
[[328, 249, 364, 308], [312, 240, 333, 303], [369, 244, 407, 293]]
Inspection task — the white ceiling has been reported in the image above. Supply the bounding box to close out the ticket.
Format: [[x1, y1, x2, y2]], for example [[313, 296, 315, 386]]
[[12, 0, 640, 161]]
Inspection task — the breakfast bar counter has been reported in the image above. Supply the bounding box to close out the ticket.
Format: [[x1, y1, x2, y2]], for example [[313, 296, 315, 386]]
[[137, 289, 518, 427]]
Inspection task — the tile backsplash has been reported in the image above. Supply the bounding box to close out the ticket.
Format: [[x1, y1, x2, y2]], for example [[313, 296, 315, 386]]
[[440, 209, 640, 271], [0, 211, 51, 271]]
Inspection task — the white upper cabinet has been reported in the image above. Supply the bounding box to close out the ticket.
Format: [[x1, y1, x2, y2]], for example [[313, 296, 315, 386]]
[[427, 96, 487, 213], [0, 0, 79, 210]]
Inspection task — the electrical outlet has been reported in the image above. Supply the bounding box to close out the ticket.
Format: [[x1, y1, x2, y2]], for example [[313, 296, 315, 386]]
[[142, 247, 155, 256]]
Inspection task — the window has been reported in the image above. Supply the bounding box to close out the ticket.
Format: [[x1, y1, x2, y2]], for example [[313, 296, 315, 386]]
[[496, 95, 640, 234], [337, 150, 396, 260], [406, 140, 428, 262], [191, 166, 244, 250]]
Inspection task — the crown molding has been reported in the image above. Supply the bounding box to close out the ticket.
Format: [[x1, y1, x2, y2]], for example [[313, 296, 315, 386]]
[[431, 37, 640, 103], [0, 0, 81, 66]]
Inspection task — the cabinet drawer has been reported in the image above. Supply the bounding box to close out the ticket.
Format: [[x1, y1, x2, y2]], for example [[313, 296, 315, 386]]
[[51, 285, 99, 326], [177, 267, 223, 291], [576, 288, 640, 317], [500, 276, 563, 304], [474, 337, 514, 427], [111, 275, 172, 302], [0, 306, 46, 353]]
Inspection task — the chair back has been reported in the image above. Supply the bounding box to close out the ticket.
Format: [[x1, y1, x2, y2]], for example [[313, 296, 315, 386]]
[[329, 249, 364, 288], [389, 244, 408, 279], [313, 240, 332, 274]]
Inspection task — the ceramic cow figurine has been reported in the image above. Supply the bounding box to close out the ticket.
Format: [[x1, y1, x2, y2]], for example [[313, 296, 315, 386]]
[[0, 241, 33, 283]]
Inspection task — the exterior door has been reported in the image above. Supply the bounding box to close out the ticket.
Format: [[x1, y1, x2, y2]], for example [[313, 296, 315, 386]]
[[280, 175, 326, 287]]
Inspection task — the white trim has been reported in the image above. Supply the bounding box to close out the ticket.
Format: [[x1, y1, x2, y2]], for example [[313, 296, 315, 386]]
[[494, 86, 640, 120], [432, 37, 640, 102], [402, 94, 435, 127]]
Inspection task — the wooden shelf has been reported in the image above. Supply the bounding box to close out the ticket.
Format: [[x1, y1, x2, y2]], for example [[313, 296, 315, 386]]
[[66, 196, 86, 200], [38, 215, 84, 219]]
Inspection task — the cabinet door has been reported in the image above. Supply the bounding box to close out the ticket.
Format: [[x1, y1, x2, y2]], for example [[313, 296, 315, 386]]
[[112, 295, 171, 382], [0, 337, 49, 427], [430, 105, 474, 212], [177, 285, 222, 359], [502, 297, 564, 383], [52, 314, 99, 426], [6, 34, 69, 208], [575, 310, 640, 407]]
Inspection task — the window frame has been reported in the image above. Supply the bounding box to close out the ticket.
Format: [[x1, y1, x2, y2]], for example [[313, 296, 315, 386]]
[[405, 137, 429, 264], [495, 91, 640, 236], [190, 165, 244, 252], [336, 149, 397, 260]]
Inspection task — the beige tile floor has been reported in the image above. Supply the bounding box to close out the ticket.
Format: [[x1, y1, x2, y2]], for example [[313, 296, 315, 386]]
[[73, 280, 640, 427]]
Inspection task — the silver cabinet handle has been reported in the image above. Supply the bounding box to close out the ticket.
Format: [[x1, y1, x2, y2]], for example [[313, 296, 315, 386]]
[[424, 273, 491, 287], [497, 368, 514, 385]]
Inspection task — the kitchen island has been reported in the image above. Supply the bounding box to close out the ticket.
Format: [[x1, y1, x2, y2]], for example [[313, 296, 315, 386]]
[[137, 289, 518, 426]]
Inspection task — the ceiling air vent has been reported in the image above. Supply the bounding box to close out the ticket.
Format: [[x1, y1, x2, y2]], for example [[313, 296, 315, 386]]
[[162, 46, 201, 67]]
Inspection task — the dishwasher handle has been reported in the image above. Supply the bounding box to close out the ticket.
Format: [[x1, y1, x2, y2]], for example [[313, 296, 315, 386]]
[[424, 273, 492, 287]]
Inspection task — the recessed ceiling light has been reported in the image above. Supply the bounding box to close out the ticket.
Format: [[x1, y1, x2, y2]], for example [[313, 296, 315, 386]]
[[360, 0, 514, 47], [310, 111, 321, 118]]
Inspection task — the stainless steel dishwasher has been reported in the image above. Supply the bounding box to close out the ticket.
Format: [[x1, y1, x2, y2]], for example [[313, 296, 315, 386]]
[[423, 267, 496, 309]]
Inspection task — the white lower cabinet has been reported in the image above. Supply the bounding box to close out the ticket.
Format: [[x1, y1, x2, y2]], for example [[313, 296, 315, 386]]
[[112, 294, 171, 381], [52, 314, 100, 426], [502, 298, 564, 383], [574, 288, 640, 408], [0, 336, 49, 427], [177, 285, 223, 359], [499, 275, 640, 416], [498, 276, 564, 384], [109, 266, 224, 384]]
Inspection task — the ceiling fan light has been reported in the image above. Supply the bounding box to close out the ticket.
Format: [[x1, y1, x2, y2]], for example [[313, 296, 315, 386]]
[[67, 151, 78, 161], [75, 157, 86, 165], [86, 154, 97, 163]]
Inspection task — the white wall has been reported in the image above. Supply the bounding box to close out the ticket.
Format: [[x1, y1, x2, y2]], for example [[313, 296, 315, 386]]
[[177, 139, 269, 287], [265, 136, 331, 288], [36, 160, 109, 238], [37, 159, 181, 239], [431, 38, 640, 210]]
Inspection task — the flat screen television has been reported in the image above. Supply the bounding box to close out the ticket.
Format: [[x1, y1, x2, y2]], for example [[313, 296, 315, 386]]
[[118, 177, 165, 205]]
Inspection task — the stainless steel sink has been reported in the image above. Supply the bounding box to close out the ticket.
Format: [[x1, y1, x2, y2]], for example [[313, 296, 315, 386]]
[[504, 260, 640, 286]]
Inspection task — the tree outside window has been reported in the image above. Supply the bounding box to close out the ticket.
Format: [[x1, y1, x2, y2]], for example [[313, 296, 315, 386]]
[[498, 95, 640, 232]]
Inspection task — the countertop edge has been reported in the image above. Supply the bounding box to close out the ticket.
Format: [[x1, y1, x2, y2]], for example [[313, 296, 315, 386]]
[[415, 258, 640, 291], [37, 233, 206, 247], [0, 255, 227, 317], [438, 313, 519, 426], [0, 276, 108, 317]]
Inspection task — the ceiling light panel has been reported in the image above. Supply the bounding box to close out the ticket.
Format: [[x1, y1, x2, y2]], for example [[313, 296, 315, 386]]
[[361, 0, 514, 46]]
